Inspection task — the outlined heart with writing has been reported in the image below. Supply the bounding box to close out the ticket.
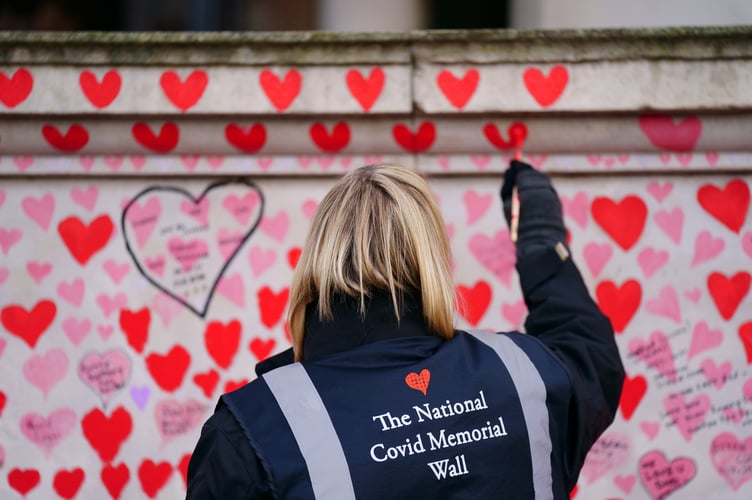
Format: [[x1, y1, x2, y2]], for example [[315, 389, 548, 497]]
[[122, 180, 264, 317], [405, 369, 431, 396]]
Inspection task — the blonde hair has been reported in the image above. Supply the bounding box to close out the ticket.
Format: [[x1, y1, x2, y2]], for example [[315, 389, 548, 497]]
[[288, 163, 455, 361]]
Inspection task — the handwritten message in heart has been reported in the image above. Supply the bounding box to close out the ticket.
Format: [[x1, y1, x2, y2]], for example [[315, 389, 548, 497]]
[[122, 180, 264, 316], [78, 349, 131, 406]]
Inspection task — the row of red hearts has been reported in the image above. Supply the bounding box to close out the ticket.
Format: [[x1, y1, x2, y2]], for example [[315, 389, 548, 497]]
[[0, 66, 567, 110]]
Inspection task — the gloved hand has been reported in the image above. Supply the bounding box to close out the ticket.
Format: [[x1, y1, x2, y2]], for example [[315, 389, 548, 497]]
[[500, 160, 567, 258]]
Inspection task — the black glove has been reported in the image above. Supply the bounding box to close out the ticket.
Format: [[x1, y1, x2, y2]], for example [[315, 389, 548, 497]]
[[500, 160, 567, 258]]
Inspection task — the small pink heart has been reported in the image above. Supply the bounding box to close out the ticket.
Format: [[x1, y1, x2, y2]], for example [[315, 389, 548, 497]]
[[501, 300, 526, 328], [742, 230, 752, 259], [248, 246, 277, 277], [23, 348, 69, 398], [79, 155, 95, 172], [0, 267, 8, 285], [103, 259, 129, 284], [471, 155, 491, 169], [654, 208, 683, 245], [260, 211, 290, 243], [614, 474, 636, 494], [683, 288, 701, 303], [62, 317, 91, 346], [181, 155, 200, 171], [691, 230, 724, 266], [583, 242, 612, 278], [700, 359, 732, 389], [129, 155, 146, 170], [723, 407, 745, 424], [103, 156, 123, 171], [463, 190, 493, 225], [676, 153, 692, 166], [57, 278, 84, 307], [97, 324, 115, 341], [20, 408, 77, 457], [70, 185, 98, 211], [560, 192, 589, 229], [645, 285, 681, 323], [646, 181, 673, 202], [640, 421, 660, 440], [437, 156, 450, 169], [257, 157, 273, 171], [688, 321, 722, 360], [14, 156, 34, 171], [302, 200, 318, 220], [207, 156, 224, 169], [637, 247, 668, 279], [96, 292, 128, 317], [217, 273, 245, 307], [26, 261, 52, 284]]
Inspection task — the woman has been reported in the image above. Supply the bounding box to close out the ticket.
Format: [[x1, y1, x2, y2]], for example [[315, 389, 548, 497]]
[[187, 161, 625, 499]]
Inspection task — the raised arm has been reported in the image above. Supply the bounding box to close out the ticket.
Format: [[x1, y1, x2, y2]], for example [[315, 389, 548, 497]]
[[500, 160, 626, 488]]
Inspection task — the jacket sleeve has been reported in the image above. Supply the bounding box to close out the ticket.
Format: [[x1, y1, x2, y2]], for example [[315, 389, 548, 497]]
[[517, 242, 625, 491], [186, 402, 273, 500]]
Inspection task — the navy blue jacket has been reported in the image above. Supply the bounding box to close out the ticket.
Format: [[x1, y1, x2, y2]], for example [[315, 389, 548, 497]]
[[186, 244, 625, 499]]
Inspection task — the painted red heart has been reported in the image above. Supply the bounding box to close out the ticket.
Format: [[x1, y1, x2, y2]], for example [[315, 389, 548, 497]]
[[225, 123, 267, 153], [178, 453, 191, 487], [225, 379, 248, 393], [739, 322, 752, 364], [118, 307, 150, 353], [437, 69, 479, 109], [707, 271, 751, 321], [53, 467, 85, 499], [101, 462, 130, 499], [79, 70, 121, 108], [132, 122, 179, 153], [619, 373, 647, 420], [250, 337, 276, 361], [82, 406, 133, 463], [205, 320, 241, 370], [287, 247, 302, 269], [596, 279, 642, 333], [638, 114, 702, 152], [523, 65, 568, 108], [58, 214, 114, 266], [146, 345, 191, 392], [7, 468, 41, 496], [0, 390, 6, 417], [0, 68, 33, 107], [456, 281, 492, 326], [259, 69, 301, 111], [138, 459, 173, 498], [309, 122, 350, 153], [0, 299, 56, 348], [346, 68, 384, 111], [160, 70, 208, 111], [697, 179, 750, 233], [393, 122, 436, 153], [405, 368, 431, 396], [591, 195, 647, 251], [193, 369, 219, 399], [257, 286, 290, 329], [483, 122, 528, 151], [42, 124, 89, 152]]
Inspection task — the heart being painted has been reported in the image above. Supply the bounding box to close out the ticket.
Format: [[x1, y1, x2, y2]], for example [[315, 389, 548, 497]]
[[122, 180, 264, 317]]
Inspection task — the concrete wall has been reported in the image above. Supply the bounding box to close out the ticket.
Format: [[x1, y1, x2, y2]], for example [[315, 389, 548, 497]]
[[0, 28, 751, 498]]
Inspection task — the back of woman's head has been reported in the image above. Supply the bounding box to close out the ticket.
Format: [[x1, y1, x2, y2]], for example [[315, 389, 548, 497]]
[[288, 163, 455, 360]]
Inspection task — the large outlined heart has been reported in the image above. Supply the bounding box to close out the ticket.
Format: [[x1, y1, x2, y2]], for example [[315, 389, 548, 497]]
[[122, 179, 264, 317]]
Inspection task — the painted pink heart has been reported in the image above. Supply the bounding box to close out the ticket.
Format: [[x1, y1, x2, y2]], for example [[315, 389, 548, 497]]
[[26, 261, 52, 284], [103, 156, 123, 171], [470, 155, 491, 169], [640, 421, 660, 440], [130, 155, 146, 170], [683, 288, 702, 303], [646, 181, 673, 202], [181, 155, 199, 171], [217, 229, 244, 261], [560, 192, 589, 229], [645, 285, 681, 323], [463, 190, 493, 225], [248, 246, 276, 277], [637, 247, 668, 279], [103, 259, 129, 284], [97, 324, 114, 341], [207, 156, 223, 169], [20, 408, 77, 457], [78, 155, 94, 171], [57, 278, 84, 307], [724, 408, 745, 425], [700, 359, 732, 390], [0, 189, 5, 209], [654, 208, 683, 245], [583, 242, 613, 278], [501, 300, 526, 328], [260, 211, 289, 243], [0, 228, 22, 255], [691, 230, 724, 266], [743, 230, 752, 259], [223, 192, 261, 226], [706, 152, 720, 166], [0, 338, 5, 359], [96, 292, 127, 318], [257, 157, 273, 171], [62, 317, 91, 346], [302, 200, 318, 220], [180, 197, 209, 225], [688, 320, 722, 359], [628, 330, 677, 382], [468, 230, 516, 287], [70, 185, 98, 211], [168, 237, 209, 272], [710, 433, 752, 491], [663, 393, 710, 442], [614, 474, 636, 494], [638, 450, 696, 499], [22, 193, 55, 230], [124, 196, 161, 249], [14, 156, 34, 171], [23, 348, 69, 398], [676, 153, 693, 166], [744, 379, 752, 403], [0, 267, 8, 285], [580, 432, 631, 484], [154, 398, 206, 445], [144, 255, 166, 277], [151, 292, 182, 327], [78, 349, 131, 406], [216, 273, 245, 307]]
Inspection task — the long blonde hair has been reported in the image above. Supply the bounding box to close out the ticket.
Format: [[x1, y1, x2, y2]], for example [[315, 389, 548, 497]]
[[288, 163, 455, 361]]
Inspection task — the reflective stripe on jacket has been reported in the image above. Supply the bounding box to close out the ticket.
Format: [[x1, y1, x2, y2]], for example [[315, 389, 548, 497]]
[[223, 330, 574, 500]]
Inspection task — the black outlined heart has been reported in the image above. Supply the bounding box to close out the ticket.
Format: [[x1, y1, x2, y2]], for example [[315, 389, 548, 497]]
[[121, 179, 264, 317]]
